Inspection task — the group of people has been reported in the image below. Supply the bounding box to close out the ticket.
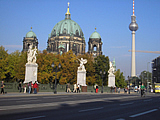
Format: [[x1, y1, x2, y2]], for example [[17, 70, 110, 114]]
[[66, 83, 81, 93], [18, 81, 38, 94]]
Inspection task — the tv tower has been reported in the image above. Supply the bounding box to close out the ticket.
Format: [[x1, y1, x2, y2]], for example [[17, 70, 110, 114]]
[[129, 0, 138, 77]]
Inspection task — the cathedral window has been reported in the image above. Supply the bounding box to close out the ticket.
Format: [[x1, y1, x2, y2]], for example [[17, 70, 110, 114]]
[[93, 45, 97, 51], [76, 30, 79, 36], [63, 28, 67, 34]]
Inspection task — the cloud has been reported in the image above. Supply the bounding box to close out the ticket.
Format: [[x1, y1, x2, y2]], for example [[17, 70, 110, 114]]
[[110, 46, 128, 49]]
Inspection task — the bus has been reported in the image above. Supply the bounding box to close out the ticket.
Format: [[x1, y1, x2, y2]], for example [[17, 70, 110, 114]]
[[154, 83, 160, 93]]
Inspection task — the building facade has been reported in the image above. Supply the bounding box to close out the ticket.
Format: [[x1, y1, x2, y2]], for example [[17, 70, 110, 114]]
[[152, 56, 160, 83], [88, 28, 102, 58], [22, 3, 103, 57], [22, 27, 38, 52]]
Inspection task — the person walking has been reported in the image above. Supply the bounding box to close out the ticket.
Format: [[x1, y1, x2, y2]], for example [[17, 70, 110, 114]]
[[67, 83, 71, 93], [77, 84, 80, 93], [18, 82, 22, 93], [1, 81, 5, 95], [73, 84, 77, 93], [28, 81, 32, 94], [33, 81, 38, 94]]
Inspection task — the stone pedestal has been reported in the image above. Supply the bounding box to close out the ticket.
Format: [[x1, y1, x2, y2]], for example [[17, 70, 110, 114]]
[[24, 63, 38, 83], [81, 86, 87, 92], [108, 74, 115, 87], [77, 70, 87, 86], [77, 70, 87, 92]]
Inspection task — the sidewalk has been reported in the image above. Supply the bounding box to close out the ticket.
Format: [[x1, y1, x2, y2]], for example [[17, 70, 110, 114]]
[[0, 91, 156, 98], [0, 91, 138, 98]]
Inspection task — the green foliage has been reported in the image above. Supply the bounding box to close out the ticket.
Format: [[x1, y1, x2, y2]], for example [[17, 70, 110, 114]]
[[0, 46, 8, 81], [94, 55, 109, 86], [139, 71, 151, 87], [114, 69, 126, 88]]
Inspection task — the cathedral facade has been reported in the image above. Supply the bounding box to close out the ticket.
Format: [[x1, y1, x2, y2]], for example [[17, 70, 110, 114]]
[[22, 3, 103, 57]]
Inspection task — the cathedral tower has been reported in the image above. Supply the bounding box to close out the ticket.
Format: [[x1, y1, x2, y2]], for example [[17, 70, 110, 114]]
[[22, 27, 38, 52], [88, 28, 102, 57]]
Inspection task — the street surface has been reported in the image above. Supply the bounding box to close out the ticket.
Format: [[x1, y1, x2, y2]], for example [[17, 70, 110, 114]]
[[0, 92, 160, 120]]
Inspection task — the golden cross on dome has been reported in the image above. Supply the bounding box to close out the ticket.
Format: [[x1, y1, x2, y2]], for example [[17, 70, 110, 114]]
[[67, 2, 70, 7]]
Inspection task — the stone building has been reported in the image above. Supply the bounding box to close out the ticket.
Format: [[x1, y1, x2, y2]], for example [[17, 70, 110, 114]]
[[22, 27, 38, 52], [22, 3, 103, 57], [88, 28, 102, 58]]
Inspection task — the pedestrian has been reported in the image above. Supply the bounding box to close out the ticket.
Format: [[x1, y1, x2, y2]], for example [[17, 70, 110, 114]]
[[23, 84, 27, 93], [28, 81, 32, 94], [118, 87, 120, 93], [73, 84, 77, 93], [77, 84, 80, 93], [67, 83, 71, 93], [18, 82, 22, 93], [1, 81, 5, 95], [33, 81, 38, 94], [96, 85, 98, 93]]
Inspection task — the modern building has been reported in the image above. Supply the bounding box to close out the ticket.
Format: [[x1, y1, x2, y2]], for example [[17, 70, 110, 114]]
[[22, 27, 38, 52], [152, 56, 160, 83]]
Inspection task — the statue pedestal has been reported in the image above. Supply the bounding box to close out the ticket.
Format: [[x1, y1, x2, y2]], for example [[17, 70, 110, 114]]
[[81, 86, 87, 92], [77, 70, 87, 92], [108, 74, 115, 87], [24, 63, 38, 83]]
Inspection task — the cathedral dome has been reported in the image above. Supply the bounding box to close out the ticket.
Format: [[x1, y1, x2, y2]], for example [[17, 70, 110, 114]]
[[50, 3, 84, 38], [90, 28, 101, 39], [26, 27, 37, 38]]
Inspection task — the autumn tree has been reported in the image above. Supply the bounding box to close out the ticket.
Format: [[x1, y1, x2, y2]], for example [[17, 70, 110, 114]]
[[0, 46, 8, 81]]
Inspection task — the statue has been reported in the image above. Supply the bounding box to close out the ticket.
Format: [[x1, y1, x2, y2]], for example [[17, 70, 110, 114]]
[[78, 58, 87, 71], [27, 45, 37, 64], [108, 61, 115, 76]]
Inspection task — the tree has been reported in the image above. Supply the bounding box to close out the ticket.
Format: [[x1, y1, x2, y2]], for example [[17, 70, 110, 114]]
[[0, 46, 8, 81], [114, 69, 126, 88], [14, 51, 27, 82], [94, 55, 109, 86], [59, 50, 78, 85], [139, 71, 151, 87], [5, 50, 21, 82]]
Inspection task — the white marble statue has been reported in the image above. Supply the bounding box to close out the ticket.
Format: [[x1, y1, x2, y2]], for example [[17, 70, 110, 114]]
[[108, 61, 115, 76], [78, 58, 87, 71], [27, 45, 37, 64]]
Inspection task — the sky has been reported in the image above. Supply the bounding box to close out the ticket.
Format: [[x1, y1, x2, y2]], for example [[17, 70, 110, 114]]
[[0, 0, 160, 79]]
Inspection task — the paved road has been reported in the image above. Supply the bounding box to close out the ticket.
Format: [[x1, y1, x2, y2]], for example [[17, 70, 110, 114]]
[[0, 92, 160, 120]]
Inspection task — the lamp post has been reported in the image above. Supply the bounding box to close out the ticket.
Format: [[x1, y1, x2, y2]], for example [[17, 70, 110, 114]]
[[128, 76, 130, 94], [51, 62, 61, 94], [100, 70, 106, 93]]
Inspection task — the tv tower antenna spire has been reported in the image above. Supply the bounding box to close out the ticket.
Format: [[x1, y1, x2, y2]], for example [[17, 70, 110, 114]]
[[129, 0, 138, 77]]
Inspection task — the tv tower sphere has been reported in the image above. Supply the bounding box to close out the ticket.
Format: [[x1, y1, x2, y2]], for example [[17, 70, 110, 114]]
[[129, 15, 138, 31]]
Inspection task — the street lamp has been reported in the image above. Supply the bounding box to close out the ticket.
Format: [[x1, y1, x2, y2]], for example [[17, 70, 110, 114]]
[[128, 76, 130, 94], [51, 62, 61, 94], [100, 70, 106, 93]]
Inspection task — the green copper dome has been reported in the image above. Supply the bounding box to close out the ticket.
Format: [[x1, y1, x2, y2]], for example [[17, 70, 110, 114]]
[[26, 27, 37, 38], [90, 28, 101, 39], [50, 3, 84, 38]]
